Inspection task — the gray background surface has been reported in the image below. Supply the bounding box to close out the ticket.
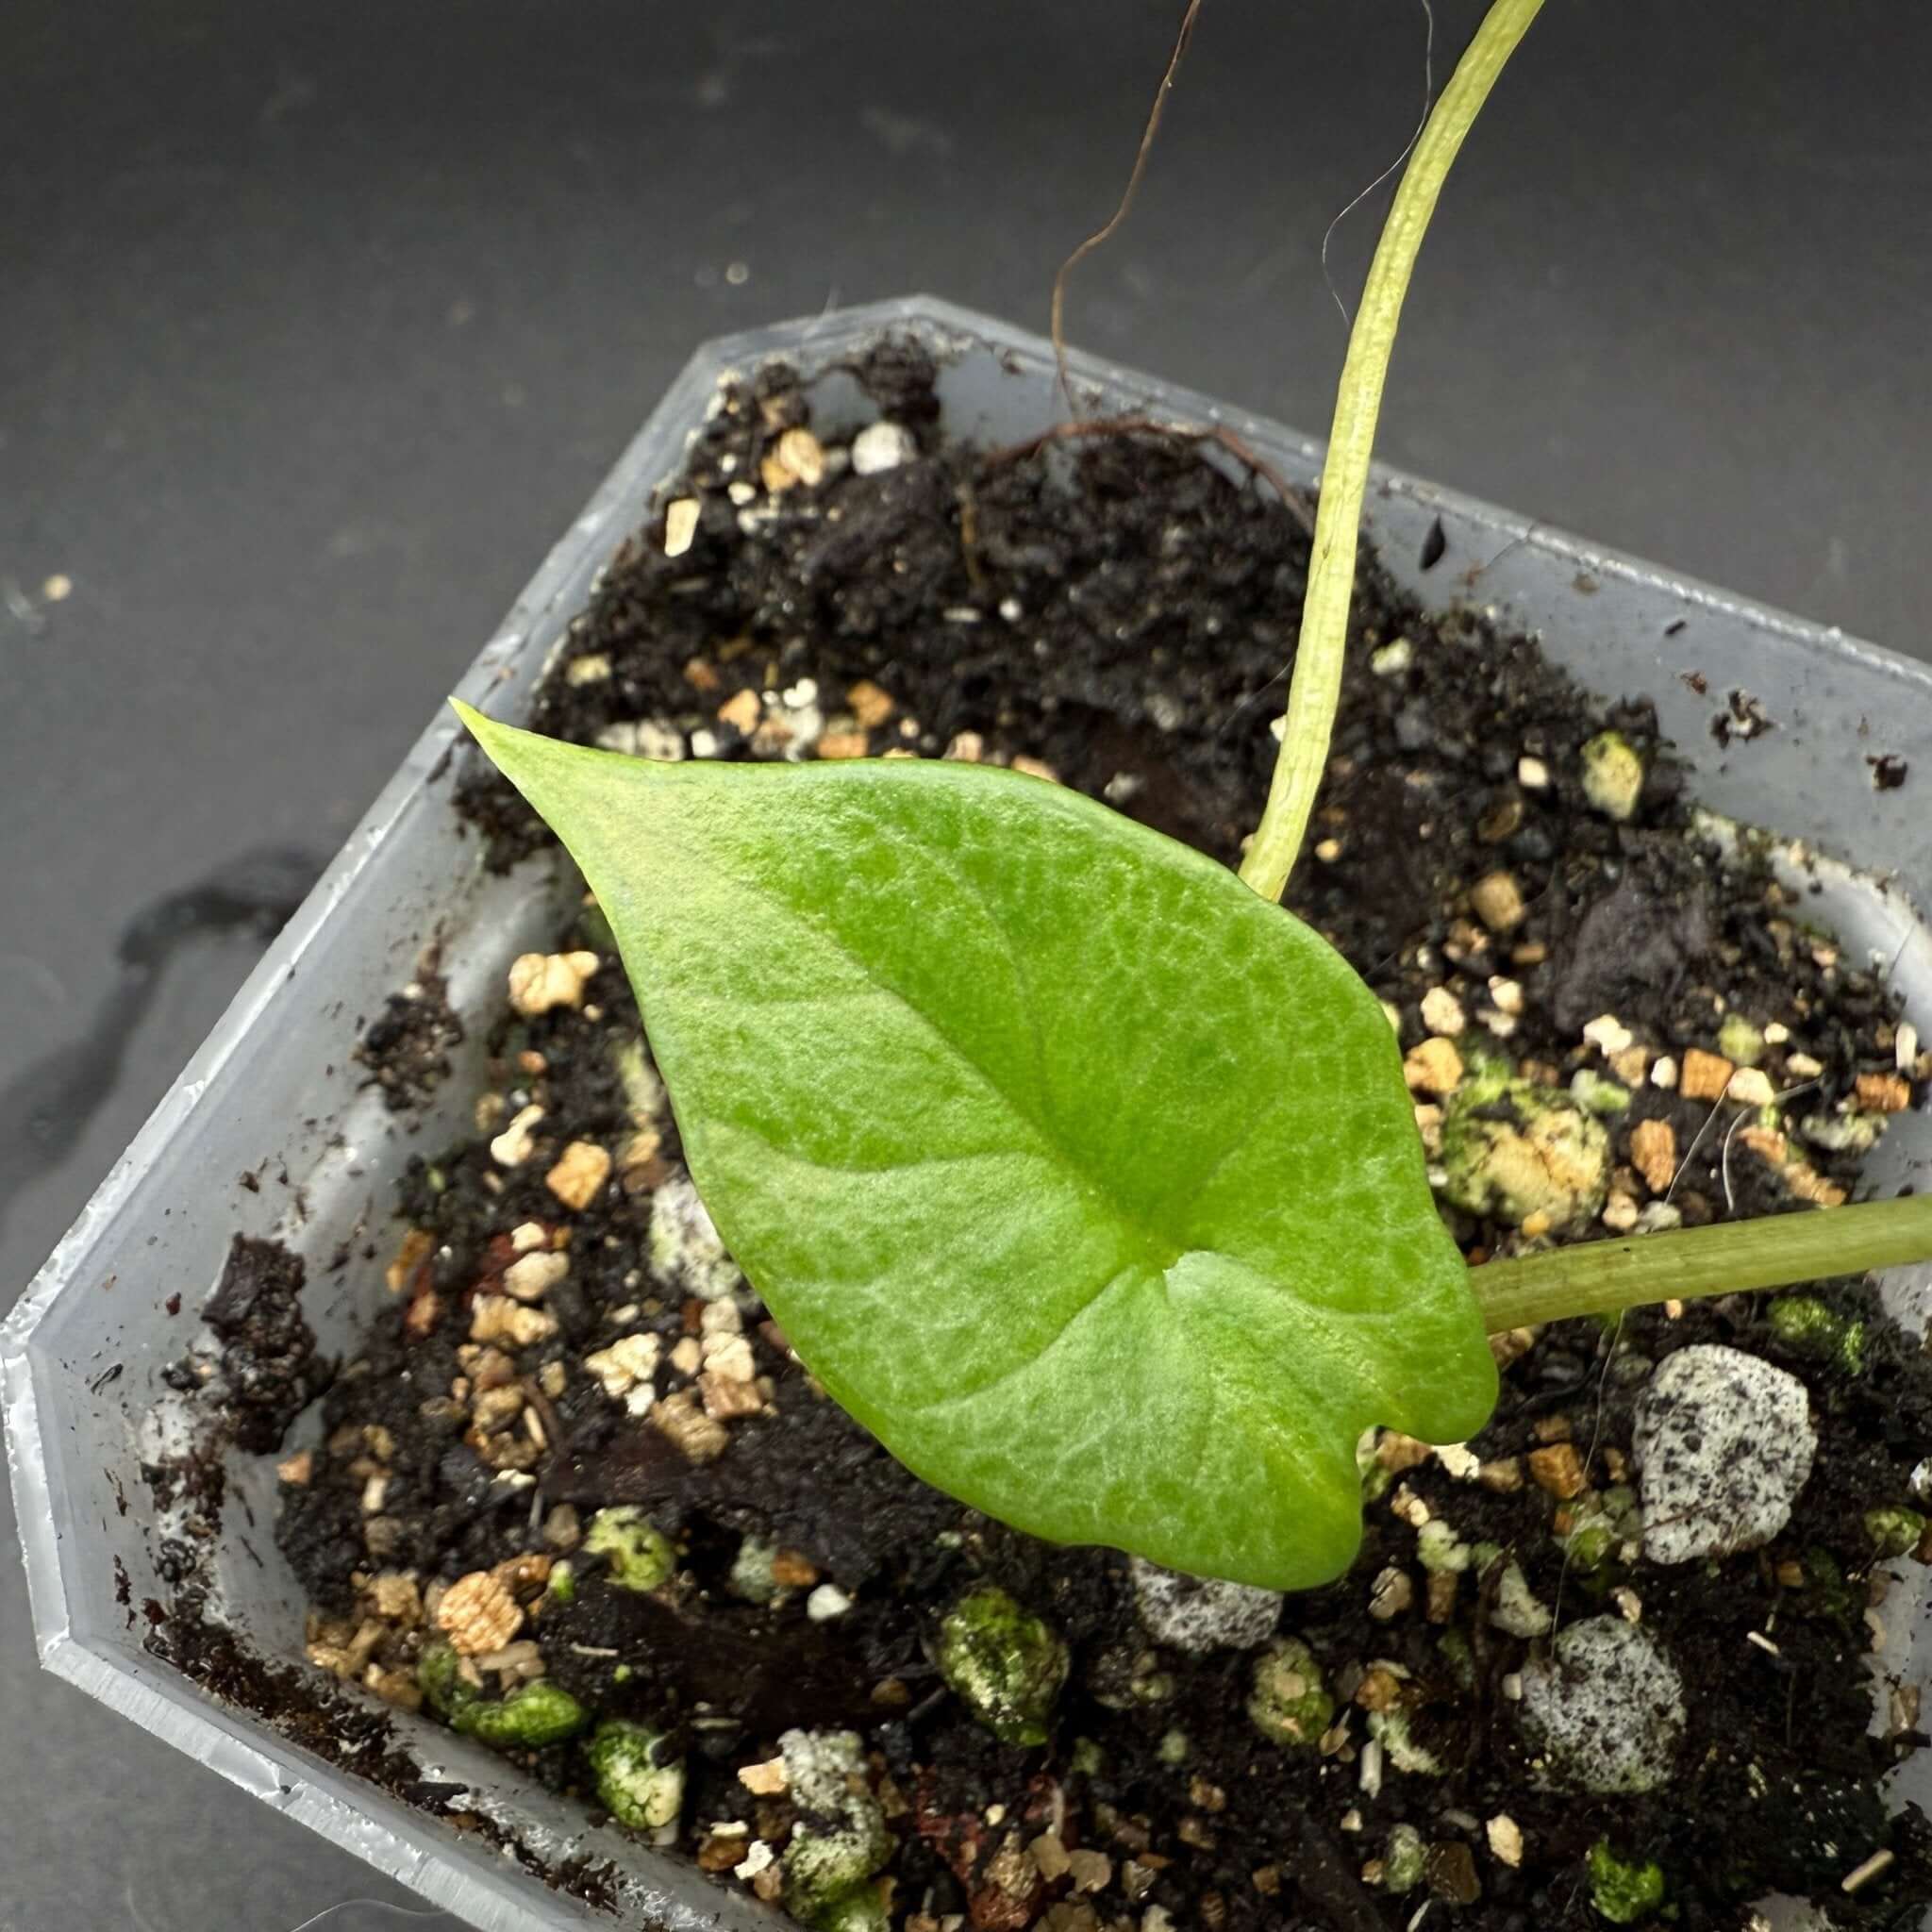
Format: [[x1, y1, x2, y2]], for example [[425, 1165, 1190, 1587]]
[[3, 2, 1927, 1925]]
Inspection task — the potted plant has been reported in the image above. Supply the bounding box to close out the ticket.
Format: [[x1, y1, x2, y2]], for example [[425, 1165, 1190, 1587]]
[[7, 6, 1930, 1929]]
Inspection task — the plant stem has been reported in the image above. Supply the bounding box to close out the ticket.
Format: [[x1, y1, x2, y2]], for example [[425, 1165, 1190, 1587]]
[[1471, 1193, 1932, 1334], [1239, 0, 1544, 903]]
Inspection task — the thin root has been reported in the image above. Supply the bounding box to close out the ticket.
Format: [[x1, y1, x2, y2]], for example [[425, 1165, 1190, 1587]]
[[1033, 3, 1317, 546], [1050, 0, 1206, 415]]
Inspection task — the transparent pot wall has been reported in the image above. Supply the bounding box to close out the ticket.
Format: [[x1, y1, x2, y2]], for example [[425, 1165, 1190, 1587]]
[[7, 297, 1929, 1932]]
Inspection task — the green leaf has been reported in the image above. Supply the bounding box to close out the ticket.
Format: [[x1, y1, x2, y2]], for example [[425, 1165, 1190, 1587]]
[[455, 705, 1496, 1590]]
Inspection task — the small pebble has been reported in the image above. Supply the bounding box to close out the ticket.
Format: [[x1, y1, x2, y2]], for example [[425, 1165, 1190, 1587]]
[[739, 1757, 789, 1795], [1390, 1486, 1430, 1527], [488, 1103, 545, 1168], [1489, 1562, 1551, 1639], [1651, 1055, 1680, 1090], [470, 1295, 558, 1349], [806, 1584, 854, 1622], [663, 498, 700, 558], [653, 1389, 731, 1463], [1426, 1841, 1480, 1906], [1404, 1039, 1464, 1097], [1518, 1615, 1685, 1793], [1634, 1345, 1816, 1563], [702, 1332, 757, 1382], [545, 1141, 612, 1211], [1130, 1557, 1282, 1653], [1485, 1816, 1524, 1869], [1679, 1049, 1734, 1102], [1528, 1442, 1587, 1499], [503, 1251, 569, 1302], [1582, 1014, 1634, 1056], [1470, 872, 1525, 933], [1857, 1071, 1912, 1114], [584, 1334, 660, 1402], [507, 951, 599, 1017], [1517, 756, 1550, 790], [1726, 1067, 1775, 1108], [1065, 1850, 1113, 1893], [844, 680, 895, 729], [763, 426, 824, 491], [851, 421, 918, 475], [1368, 1568, 1414, 1621], [1719, 1014, 1766, 1067], [595, 718, 686, 761], [1609, 1044, 1650, 1085], [1580, 730, 1645, 821], [649, 1174, 745, 1301], [1376, 1431, 1432, 1474], [1421, 988, 1467, 1037], [1628, 1119, 1677, 1195], [1601, 1191, 1640, 1232]]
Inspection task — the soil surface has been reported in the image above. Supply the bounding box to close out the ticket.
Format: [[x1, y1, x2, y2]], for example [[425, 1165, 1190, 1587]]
[[354, 957, 464, 1111], [166, 340, 1932, 1932]]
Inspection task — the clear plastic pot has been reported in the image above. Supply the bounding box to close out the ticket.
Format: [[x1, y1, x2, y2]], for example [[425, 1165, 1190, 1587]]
[[6, 296, 1928, 1930]]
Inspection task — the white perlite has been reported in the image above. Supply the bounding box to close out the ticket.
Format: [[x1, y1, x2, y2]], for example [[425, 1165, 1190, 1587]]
[[1634, 1345, 1816, 1563], [594, 718, 687, 762], [1129, 1557, 1282, 1653], [648, 1174, 745, 1302], [779, 1728, 865, 1810], [850, 421, 918, 475], [1519, 1616, 1685, 1794]]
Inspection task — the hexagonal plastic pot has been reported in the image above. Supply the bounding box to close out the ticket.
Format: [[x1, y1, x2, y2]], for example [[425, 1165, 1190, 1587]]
[[6, 296, 1930, 1931]]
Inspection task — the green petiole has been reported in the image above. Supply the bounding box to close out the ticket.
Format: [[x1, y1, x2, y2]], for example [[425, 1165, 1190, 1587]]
[[1240, 0, 1546, 904], [1232, 0, 1932, 1336], [1474, 1191, 1932, 1333]]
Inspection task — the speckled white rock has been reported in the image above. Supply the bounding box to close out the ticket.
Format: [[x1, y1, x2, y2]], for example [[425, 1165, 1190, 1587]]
[[850, 421, 918, 475], [1519, 1616, 1685, 1793], [1634, 1345, 1816, 1564], [1130, 1557, 1282, 1653], [648, 1173, 745, 1302]]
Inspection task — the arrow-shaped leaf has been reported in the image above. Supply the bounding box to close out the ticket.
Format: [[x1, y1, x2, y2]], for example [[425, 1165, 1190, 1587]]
[[457, 705, 1495, 1590]]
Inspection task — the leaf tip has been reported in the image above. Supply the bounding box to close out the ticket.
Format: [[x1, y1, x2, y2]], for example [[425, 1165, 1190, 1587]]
[[449, 696, 504, 756], [450, 698, 547, 792]]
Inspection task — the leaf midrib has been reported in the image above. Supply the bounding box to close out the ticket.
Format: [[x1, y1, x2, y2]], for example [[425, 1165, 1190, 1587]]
[[689, 852, 1188, 1277]]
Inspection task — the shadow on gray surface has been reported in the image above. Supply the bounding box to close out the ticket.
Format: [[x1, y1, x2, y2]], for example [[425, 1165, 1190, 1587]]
[[0, 847, 320, 1241]]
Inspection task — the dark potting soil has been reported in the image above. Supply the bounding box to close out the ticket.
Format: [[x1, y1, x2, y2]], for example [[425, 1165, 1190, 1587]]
[[354, 958, 465, 1111], [172, 338, 1932, 1932], [161, 1233, 332, 1454]]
